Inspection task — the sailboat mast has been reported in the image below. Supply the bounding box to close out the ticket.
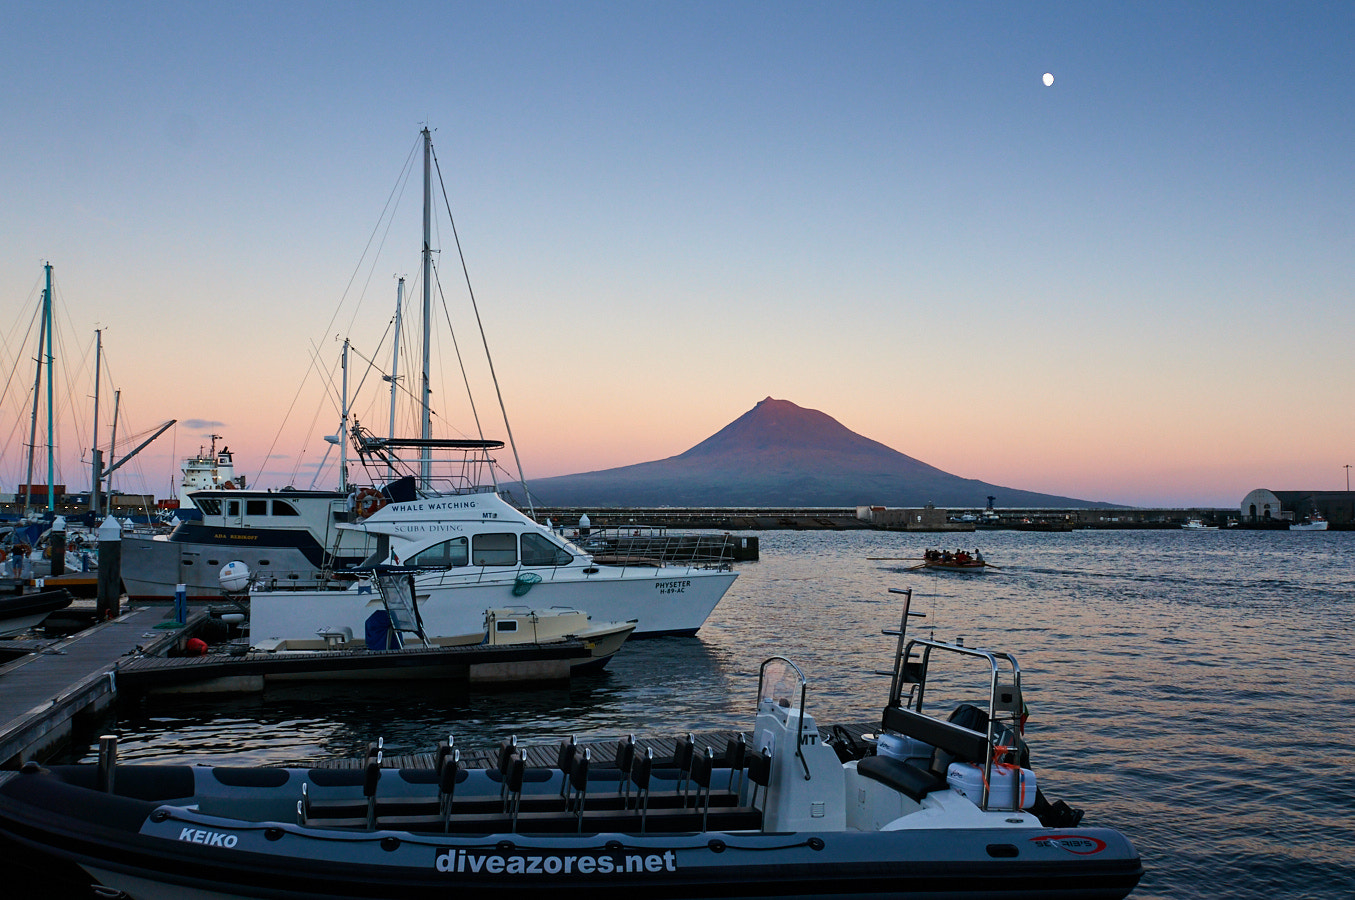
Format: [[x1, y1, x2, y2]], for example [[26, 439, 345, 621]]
[[108, 390, 120, 498], [43, 263, 55, 511], [90, 329, 102, 514], [389, 277, 404, 480], [340, 338, 350, 493], [22, 289, 46, 512], [420, 127, 433, 490]]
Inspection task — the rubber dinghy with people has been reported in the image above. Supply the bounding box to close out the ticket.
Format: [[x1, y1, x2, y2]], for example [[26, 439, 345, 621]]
[[0, 587, 1141, 899]]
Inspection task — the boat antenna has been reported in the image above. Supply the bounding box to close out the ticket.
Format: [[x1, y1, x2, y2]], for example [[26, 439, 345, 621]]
[[429, 140, 534, 516]]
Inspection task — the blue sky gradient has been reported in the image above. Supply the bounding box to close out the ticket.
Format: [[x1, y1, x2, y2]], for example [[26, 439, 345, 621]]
[[3, 2, 1352, 507]]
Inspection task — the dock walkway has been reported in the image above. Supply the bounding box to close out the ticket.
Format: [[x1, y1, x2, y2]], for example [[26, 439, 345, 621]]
[[0, 605, 196, 767]]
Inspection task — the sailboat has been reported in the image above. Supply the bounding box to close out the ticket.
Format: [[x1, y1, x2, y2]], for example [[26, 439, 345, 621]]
[[3, 267, 171, 580], [126, 130, 738, 637]]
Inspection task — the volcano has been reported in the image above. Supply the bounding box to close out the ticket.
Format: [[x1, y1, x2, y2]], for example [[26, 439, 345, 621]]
[[520, 397, 1111, 508]]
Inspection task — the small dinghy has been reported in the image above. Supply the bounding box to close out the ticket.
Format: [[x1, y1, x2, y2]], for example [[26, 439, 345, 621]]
[[0, 588, 1142, 899]]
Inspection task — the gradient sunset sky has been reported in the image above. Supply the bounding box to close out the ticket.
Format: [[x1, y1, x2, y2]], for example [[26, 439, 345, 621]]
[[3, 2, 1352, 509]]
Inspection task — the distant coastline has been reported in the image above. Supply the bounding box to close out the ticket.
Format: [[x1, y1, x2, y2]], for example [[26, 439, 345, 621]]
[[531, 506, 1260, 532]]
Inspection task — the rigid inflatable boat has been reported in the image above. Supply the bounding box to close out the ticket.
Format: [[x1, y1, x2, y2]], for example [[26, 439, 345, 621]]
[[0, 588, 1142, 899]]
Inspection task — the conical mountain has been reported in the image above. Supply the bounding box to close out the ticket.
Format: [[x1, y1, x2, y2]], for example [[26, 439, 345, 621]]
[[522, 397, 1111, 508]]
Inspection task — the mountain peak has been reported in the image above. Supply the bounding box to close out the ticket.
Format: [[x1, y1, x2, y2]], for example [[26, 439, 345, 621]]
[[678, 397, 889, 458], [522, 397, 1108, 508]]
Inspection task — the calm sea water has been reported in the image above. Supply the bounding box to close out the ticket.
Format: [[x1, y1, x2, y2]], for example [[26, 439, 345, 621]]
[[72, 529, 1355, 899]]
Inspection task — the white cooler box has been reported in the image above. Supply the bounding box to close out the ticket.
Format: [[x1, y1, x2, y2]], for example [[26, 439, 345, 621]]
[[946, 762, 1037, 809], [876, 733, 933, 765]]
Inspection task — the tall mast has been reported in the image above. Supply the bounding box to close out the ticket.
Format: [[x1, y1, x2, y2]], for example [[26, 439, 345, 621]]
[[22, 286, 46, 513], [420, 127, 433, 489], [388, 277, 404, 480], [43, 263, 55, 511], [90, 329, 102, 514], [340, 338, 350, 492], [108, 390, 120, 498]]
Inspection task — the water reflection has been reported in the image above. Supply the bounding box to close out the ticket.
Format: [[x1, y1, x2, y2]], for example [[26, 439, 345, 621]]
[[68, 528, 1355, 899]]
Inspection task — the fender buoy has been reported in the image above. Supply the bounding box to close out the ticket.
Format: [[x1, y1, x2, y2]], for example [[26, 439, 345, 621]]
[[355, 489, 387, 518]]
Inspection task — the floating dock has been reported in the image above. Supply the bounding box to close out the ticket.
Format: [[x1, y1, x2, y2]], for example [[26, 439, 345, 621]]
[[0, 604, 627, 769], [0, 605, 190, 768], [116, 638, 596, 695]]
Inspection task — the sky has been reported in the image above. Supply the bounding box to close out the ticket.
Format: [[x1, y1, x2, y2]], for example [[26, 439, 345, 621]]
[[2, 1, 1353, 509]]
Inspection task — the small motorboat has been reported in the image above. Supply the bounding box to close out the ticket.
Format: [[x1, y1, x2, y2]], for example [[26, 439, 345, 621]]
[[1289, 511, 1328, 531], [0, 588, 1142, 899], [912, 548, 991, 573], [247, 571, 637, 675]]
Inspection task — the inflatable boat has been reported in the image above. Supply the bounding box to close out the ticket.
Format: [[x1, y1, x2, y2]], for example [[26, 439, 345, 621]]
[[0, 589, 1142, 899]]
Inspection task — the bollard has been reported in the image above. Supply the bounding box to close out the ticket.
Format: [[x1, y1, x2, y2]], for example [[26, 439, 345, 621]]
[[96, 516, 122, 620], [50, 515, 66, 578], [174, 583, 187, 625], [97, 734, 118, 793]]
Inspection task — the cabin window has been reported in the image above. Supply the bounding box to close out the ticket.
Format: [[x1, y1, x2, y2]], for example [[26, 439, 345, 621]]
[[471, 533, 518, 566], [405, 537, 468, 568], [495, 619, 519, 634], [196, 498, 222, 516], [272, 500, 300, 516], [246, 499, 268, 516], [520, 533, 572, 567], [227, 500, 240, 516]]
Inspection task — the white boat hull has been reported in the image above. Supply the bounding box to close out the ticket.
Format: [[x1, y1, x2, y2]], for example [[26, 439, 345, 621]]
[[250, 567, 736, 640]]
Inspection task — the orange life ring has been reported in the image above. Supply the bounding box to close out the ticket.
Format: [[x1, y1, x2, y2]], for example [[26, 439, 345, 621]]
[[355, 489, 387, 518]]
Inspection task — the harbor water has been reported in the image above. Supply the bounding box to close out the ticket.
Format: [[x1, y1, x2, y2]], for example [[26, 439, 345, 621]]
[[70, 529, 1355, 898]]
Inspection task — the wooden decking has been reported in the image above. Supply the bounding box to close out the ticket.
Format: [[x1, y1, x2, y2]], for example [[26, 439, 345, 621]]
[[0, 605, 198, 767]]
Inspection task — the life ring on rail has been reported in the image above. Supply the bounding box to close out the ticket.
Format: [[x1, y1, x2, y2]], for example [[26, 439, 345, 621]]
[[355, 488, 387, 518]]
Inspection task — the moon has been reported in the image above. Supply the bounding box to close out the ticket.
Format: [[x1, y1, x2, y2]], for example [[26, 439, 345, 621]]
[[1042, 73, 1054, 86]]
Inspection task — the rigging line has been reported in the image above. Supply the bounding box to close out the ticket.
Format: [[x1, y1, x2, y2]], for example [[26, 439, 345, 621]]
[[0, 302, 42, 415], [430, 142, 533, 515], [322, 133, 422, 352], [429, 260, 488, 451], [343, 322, 398, 415], [261, 136, 421, 486], [257, 338, 342, 489]]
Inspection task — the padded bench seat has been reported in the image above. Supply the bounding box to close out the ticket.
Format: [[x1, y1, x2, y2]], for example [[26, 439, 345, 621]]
[[856, 755, 943, 803]]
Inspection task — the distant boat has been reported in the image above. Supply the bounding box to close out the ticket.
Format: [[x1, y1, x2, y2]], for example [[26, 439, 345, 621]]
[[1290, 511, 1329, 531], [174, 435, 243, 514], [1181, 519, 1218, 531], [911, 549, 991, 573]]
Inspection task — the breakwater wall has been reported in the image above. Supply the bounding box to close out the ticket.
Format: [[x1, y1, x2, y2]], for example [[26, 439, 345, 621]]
[[532, 507, 1245, 531]]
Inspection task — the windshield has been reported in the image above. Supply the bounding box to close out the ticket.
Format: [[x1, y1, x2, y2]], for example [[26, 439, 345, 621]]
[[758, 657, 806, 712]]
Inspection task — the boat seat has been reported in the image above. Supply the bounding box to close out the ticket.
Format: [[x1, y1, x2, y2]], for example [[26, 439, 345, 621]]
[[672, 732, 697, 803], [614, 734, 636, 804], [298, 756, 384, 829], [746, 748, 772, 811], [856, 755, 944, 803], [880, 705, 989, 765]]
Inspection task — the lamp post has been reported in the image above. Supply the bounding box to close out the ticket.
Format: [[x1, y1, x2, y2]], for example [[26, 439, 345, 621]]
[[1346, 464, 1352, 492]]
